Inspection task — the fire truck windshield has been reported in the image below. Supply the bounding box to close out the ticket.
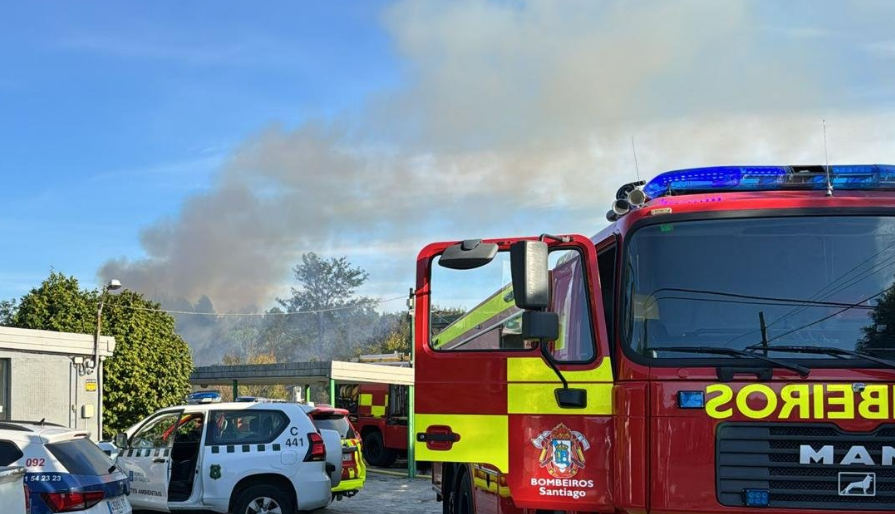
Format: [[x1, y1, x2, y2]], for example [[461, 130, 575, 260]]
[[623, 215, 895, 363]]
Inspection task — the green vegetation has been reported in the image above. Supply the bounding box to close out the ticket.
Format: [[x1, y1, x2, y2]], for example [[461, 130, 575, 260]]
[[2, 272, 193, 437]]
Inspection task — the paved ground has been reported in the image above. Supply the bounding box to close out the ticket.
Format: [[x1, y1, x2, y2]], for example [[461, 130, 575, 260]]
[[134, 470, 439, 514], [322, 471, 439, 514]]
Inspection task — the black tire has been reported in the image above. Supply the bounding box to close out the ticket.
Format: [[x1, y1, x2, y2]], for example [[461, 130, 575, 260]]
[[362, 430, 398, 467], [233, 485, 294, 514], [450, 467, 474, 514]]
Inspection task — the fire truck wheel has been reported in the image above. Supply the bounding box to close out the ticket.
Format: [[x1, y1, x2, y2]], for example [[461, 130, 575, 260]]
[[362, 430, 398, 467], [451, 467, 474, 514]]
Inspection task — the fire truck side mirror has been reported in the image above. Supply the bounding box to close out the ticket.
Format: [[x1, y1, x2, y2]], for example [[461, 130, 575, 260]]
[[437, 239, 499, 270], [521, 311, 559, 340], [509, 240, 550, 309]]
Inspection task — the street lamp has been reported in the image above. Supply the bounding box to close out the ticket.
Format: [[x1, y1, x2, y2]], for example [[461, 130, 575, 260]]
[[91, 279, 120, 439], [91, 279, 122, 371]]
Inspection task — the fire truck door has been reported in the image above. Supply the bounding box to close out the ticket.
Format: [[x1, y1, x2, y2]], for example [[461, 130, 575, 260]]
[[413, 236, 613, 510]]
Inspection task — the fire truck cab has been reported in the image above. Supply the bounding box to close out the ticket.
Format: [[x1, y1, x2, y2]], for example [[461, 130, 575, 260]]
[[414, 165, 895, 514]]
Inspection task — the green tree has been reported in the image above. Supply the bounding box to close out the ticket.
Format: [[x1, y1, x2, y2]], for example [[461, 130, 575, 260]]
[[8, 272, 193, 437], [101, 290, 193, 436], [860, 281, 895, 352], [278, 252, 369, 313], [271, 252, 377, 360], [0, 298, 18, 326], [365, 312, 412, 355], [363, 307, 465, 356], [11, 272, 96, 333], [216, 351, 289, 402]]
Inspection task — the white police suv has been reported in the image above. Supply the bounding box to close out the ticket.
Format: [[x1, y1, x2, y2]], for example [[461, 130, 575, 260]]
[[0, 466, 27, 514], [112, 402, 342, 513], [0, 420, 130, 514]]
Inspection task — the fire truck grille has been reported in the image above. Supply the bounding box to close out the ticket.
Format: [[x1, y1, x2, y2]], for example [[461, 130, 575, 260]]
[[717, 423, 895, 510]]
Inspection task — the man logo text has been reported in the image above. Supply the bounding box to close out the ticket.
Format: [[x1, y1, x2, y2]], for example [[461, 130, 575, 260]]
[[800, 445, 895, 466]]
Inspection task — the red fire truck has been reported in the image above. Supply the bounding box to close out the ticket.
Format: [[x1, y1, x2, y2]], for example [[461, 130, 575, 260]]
[[338, 382, 409, 467], [413, 164, 895, 514]]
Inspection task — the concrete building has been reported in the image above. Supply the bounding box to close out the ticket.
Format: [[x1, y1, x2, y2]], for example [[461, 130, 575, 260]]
[[0, 326, 115, 439]]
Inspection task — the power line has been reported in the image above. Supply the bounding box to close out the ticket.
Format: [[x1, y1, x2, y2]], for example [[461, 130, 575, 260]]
[[720, 246, 895, 346], [117, 295, 407, 317], [649, 295, 873, 311], [642, 287, 876, 312], [767, 287, 889, 343], [760, 240, 895, 332]]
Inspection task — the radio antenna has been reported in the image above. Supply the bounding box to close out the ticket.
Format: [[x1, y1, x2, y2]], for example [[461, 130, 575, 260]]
[[631, 136, 641, 182], [823, 119, 833, 197]]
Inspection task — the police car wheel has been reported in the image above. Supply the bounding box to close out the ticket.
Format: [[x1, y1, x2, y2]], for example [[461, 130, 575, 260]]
[[233, 485, 293, 514]]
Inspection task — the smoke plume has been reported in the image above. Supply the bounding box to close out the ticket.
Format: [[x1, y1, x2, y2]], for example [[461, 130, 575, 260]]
[[100, 0, 895, 312]]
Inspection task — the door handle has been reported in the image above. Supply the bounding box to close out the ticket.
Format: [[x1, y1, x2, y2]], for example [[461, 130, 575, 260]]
[[417, 425, 461, 451], [152, 457, 167, 463]]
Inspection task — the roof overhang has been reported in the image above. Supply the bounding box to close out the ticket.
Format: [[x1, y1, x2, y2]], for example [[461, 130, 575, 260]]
[[0, 326, 115, 357], [190, 360, 413, 387]]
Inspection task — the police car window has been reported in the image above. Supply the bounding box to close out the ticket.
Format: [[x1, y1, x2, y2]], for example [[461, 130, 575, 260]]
[[130, 411, 181, 449], [47, 438, 114, 476], [430, 247, 596, 362], [0, 440, 22, 466], [209, 410, 288, 445], [173, 414, 204, 443], [312, 416, 352, 438]]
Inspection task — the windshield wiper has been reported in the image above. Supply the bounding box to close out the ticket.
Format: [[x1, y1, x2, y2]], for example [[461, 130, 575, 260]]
[[648, 346, 810, 377], [745, 344, 895, 370]]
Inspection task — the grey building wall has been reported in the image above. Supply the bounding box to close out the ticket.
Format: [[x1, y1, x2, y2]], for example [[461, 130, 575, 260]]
[[0, 326, 116, 440], [0, 351, 100, 433]]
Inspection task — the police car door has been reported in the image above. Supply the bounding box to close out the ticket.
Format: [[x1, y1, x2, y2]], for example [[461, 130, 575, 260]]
[[117, 410, 183, 512], [414, 236, 613, 512]]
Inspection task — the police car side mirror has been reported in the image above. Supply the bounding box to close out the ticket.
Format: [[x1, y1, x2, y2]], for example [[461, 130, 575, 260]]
[[114, 433, 128, 449]]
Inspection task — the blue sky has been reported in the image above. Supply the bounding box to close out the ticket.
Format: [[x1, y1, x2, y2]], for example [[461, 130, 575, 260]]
[[3, 0, 895, 312], [0, 1, 397, 297]]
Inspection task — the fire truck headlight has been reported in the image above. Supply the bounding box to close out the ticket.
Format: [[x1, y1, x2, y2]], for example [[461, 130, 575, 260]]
[[743, 488, 770, 507], [677, 391, 705, 409]]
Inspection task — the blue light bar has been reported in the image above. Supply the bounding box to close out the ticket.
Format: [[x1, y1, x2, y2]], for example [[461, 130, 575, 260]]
[[187, 391, 222, 404], [677, 391, 706, 409], [642, 164, 895, 199], [744, 488, 770, 507]]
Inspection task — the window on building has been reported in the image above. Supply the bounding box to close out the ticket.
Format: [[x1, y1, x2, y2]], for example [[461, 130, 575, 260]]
[[0, 360, 9, 422]]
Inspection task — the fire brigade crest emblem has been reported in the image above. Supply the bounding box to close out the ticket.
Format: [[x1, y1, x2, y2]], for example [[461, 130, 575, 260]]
[[531, 423, 591, 478]]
